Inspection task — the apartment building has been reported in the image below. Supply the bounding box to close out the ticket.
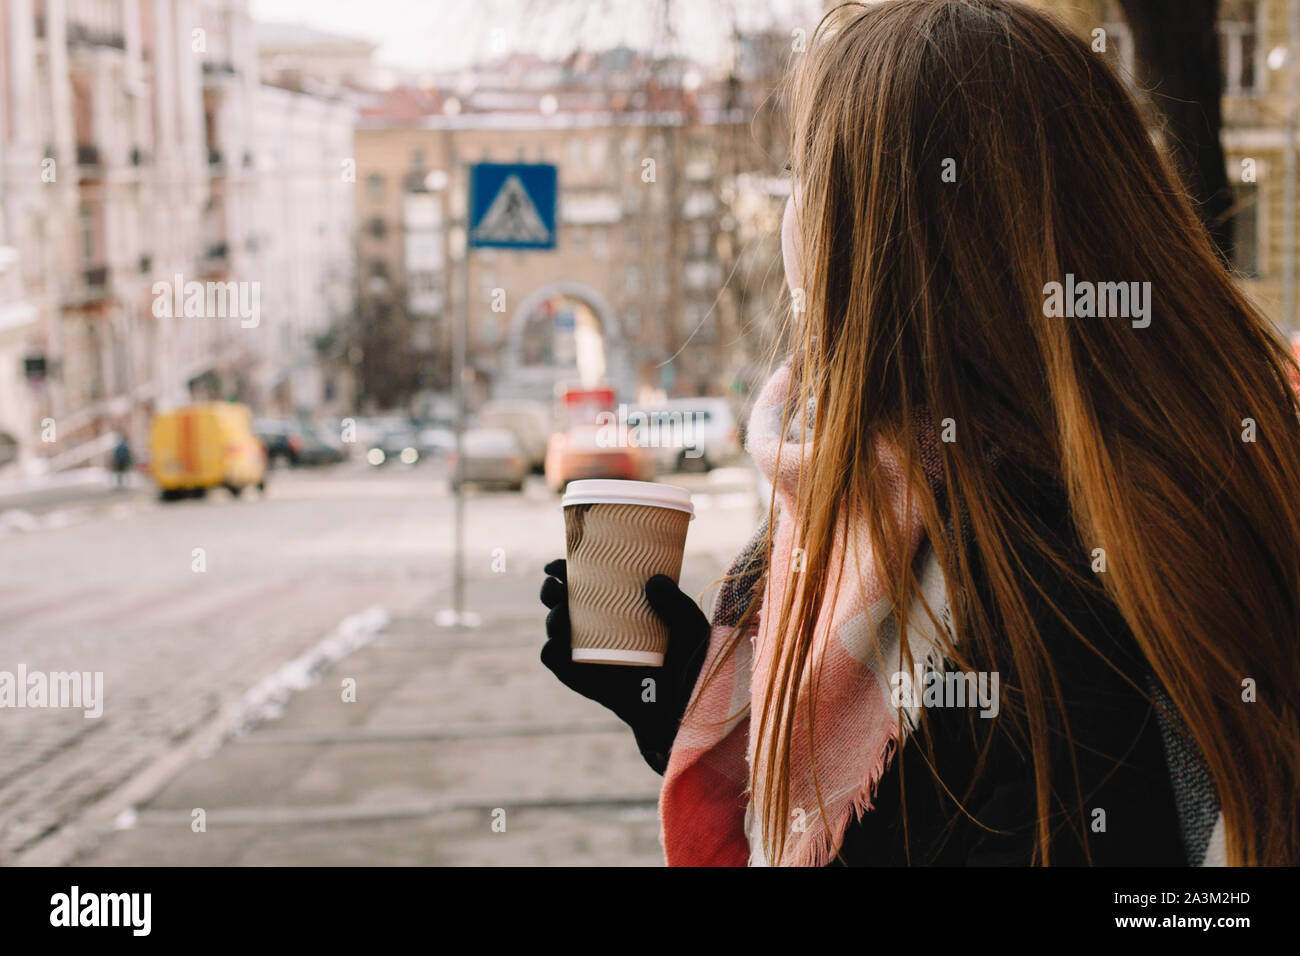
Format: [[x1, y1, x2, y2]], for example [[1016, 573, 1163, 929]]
[[255, 21, 378, 93], [247, 83, 356, 414], [0, 0, 356, 472], [353, 47, 788, 410], [1031, 0, 1286, 325]]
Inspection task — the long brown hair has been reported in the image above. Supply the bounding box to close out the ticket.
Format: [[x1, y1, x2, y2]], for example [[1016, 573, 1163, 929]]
[[736, 0, 1300, 865]]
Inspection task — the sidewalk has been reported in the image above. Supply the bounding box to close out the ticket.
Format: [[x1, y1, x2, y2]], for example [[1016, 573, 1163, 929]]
[[0, 470, 149, 537], [71, 555, 736, 866]]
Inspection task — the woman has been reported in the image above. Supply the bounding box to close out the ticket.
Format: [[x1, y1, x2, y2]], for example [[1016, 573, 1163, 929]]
[[541, 0, 1300, 866]]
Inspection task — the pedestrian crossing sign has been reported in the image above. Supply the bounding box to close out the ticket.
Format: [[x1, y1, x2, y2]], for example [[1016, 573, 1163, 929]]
[[468, 163, 558, 250]]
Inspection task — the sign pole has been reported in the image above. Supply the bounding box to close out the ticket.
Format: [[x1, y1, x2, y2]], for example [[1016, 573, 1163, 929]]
[[444, 160, 555, 628], [453, 183, 469, 621], [439, 162, 476, 629]]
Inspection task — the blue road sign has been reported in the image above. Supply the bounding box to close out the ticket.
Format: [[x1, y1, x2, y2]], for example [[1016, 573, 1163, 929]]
[[468, 163, 558, 250]]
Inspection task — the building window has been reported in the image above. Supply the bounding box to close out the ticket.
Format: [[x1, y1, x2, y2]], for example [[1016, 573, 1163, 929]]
[[367, 173, 385, 201], [370, 259, 389, 279], [368, 217, 387, 239], [411, 148, 425, 171], [1229, 182, 1260, 278], [1220, 0, 1263, 97], [624, 265, 641, 294], [691, 222, 710, 257]]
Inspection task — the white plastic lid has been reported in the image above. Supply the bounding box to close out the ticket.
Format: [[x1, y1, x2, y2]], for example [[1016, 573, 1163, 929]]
[[561, 479, 694, 517]]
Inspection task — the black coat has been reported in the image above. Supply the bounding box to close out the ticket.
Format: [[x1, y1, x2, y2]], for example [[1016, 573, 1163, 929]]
[[832, 476, 1186, 865], [652, 470, 1188, 866]]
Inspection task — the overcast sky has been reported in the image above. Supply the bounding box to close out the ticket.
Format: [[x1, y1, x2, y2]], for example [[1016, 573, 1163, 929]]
[[248, 0, 822, 74]]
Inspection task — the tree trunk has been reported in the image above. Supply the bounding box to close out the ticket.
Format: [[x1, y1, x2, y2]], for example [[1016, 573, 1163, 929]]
[[1116, 0, 1233, 260]]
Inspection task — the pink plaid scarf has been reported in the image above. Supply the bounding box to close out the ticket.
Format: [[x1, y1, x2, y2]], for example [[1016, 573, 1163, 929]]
[[658, 361, 949, 866]]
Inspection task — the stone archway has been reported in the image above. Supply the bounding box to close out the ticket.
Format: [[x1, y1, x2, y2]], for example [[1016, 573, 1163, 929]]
[[497, 280, 631, 402]]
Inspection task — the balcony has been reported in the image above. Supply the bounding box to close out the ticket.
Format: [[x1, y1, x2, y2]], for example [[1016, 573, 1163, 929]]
[[202, 61, 238, 79], [67, 21, 126, 51], [67, 265, 111, 306]]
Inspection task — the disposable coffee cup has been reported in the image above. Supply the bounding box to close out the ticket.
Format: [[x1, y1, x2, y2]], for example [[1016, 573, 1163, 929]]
[[561, 479, 694, 666]]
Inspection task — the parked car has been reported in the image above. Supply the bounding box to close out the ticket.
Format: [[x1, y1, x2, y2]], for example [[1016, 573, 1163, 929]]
[[543, 384, 654, 492], [151, 403, 266, 500], [544, 424, 654, 492], [625, 397, 741, 473], [476, 400, 551, 473], [254, 419, 293, 465], [367, 428, 422, 466], [347, 416, 405, 452], [449, 428, 528, 491], [418, 426, 456, 459], [254, 419, 345, 467]]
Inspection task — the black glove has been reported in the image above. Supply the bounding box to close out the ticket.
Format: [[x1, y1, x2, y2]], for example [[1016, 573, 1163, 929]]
[[539, 558, 711, 773]]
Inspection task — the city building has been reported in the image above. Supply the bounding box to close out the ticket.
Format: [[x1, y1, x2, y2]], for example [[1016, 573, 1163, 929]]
[[247, 82, 356, 416], [0, 0, 356, 474], [352, 43, 791, 412], [255, 21, 378, 94], [1032, 0, 1286, 327]]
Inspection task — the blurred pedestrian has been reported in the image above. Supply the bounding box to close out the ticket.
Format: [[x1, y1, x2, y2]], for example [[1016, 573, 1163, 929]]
[[111, 432, 132, 490]]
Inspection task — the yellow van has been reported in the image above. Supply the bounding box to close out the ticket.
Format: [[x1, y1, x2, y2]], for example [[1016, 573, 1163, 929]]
[[149, 402, 266, 500]]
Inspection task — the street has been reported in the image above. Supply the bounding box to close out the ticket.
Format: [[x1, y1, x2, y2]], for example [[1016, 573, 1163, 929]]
[[0, 461, 760, 865]]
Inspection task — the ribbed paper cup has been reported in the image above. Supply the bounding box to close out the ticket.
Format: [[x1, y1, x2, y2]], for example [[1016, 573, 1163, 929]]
[[562, 479, 694, 666]]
